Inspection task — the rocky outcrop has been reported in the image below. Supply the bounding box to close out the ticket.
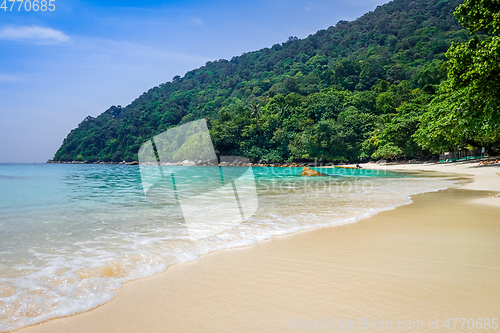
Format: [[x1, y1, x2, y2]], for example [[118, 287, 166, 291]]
[[299, 167, 330, 176]]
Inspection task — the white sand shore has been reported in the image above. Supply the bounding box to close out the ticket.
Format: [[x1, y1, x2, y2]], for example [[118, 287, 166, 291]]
[[355, 161, 500, 207]]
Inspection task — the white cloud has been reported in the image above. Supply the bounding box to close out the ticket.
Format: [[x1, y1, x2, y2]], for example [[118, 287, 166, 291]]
[[189, 17, 203, 26], [80, 37, 210, 65], [0, 25, 70, 44], [88, 53, 112, 62]]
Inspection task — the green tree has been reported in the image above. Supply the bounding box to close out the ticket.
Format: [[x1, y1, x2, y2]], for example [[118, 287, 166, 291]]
[[454, 0, 500, 35], [415, 82, 500, 153], [416, 59, 446, 87], [289, 119, 347, 162], [375, 91, 395, 114], [372, 101, 427, 159], [415, 0, 500, 153]]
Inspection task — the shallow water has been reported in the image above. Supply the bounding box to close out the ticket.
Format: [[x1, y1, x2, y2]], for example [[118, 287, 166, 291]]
[[0, 163, 456, 331]]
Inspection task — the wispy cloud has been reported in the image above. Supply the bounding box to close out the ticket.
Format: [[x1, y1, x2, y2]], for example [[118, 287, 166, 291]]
[[82, 37, 210, 64], [0, 26, 70, 44], [189, 17, 203, 26], [0, 74, 22, 82]]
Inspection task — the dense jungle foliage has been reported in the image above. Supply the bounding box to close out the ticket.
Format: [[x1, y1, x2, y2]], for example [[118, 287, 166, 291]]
[[54, 0, 479, 163], [414, 0, 500, 154]]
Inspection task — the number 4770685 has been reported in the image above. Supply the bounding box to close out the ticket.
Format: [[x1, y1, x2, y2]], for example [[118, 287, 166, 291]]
[[1, 0, 55, 11]]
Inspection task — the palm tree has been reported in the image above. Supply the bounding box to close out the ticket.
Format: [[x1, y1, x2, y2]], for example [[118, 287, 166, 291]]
[[370, 113, 395, 144], [276, 104, 288, 117], [249, 102, 261, 119]]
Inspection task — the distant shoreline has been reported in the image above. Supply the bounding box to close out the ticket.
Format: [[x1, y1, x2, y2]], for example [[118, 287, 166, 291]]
[[46, 159, 311, 168], [46, 157, 499, 169], [47, 160, 140, 165]]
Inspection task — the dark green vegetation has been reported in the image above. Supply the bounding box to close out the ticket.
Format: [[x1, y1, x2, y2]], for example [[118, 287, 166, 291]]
[[54, 0, 495, 163], [415, 0, 500, 154]]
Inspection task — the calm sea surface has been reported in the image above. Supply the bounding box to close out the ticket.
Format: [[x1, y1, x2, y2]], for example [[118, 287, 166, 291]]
[[0, 163, 455, 331]]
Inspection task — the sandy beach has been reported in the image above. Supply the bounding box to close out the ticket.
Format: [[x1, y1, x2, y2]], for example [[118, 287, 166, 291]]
[[17, 161, 500, 332], [355, 161, 500, 208]]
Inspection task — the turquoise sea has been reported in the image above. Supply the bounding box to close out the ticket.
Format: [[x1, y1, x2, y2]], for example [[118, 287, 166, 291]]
[[0, 163, 455, 331]]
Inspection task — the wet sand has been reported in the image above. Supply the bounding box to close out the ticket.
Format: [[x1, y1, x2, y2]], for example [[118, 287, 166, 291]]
[[18, 185, 500, 332]]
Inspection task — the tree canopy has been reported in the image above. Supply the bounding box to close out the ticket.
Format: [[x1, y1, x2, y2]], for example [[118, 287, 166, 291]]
[[53, 0, 471, 163], [415, 0, 500, 154]]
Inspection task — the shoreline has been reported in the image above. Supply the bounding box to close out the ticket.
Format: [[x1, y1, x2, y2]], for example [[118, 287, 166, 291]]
[[45, 156, 500, 168], [15, 162, 500, 332], [355, 161, 500, 207]]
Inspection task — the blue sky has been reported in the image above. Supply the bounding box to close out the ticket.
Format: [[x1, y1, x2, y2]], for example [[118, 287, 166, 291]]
[[0, 0, 389, 163]]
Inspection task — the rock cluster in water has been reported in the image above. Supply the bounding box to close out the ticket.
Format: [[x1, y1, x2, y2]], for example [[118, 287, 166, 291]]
[[299, 167, 330, 176]]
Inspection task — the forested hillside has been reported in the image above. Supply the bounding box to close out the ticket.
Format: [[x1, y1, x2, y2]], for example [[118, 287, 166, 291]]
[[53, 0, 470, 163]]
